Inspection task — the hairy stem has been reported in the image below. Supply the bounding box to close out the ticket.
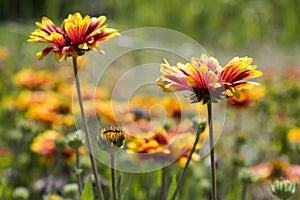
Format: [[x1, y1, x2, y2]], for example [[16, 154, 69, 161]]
[[110, 153, 117, 200], [72, 57, 104, 200], [208, 102, 217, 200], [171, 120, 202, 200], [75, 148, 83, 195]]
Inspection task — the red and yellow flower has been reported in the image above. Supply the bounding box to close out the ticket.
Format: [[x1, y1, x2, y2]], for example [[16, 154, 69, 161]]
[[28, 12, 119, 62], [228, 86, 266, 108], [251, 160, 300, 183], [157, 54, 263, 104], [126, 122, 206, 167], [30, 130, 85, 164]]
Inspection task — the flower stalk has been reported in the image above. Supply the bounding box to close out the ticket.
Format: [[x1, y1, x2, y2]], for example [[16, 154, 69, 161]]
[[171, 118, 206, 200], [110, 153, 117, 200], [75, 148, 83, 195], [72, 57, 104, 200], [160, 167, 166, 200], [207, 102, 217, 200]]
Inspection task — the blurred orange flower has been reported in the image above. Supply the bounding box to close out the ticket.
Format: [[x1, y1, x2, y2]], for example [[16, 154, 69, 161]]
[[0, 46, 9, 61], [127, 122, 205, 167], [228, 86, 266, 108], [251, 160, 300, 183], [13, 68, 57, 90], [30, 130, 84, 164], [26, 103, 74, 127], [15, 90, 61, 111]]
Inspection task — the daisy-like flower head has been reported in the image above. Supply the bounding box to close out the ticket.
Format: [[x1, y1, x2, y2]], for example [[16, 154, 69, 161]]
[[28, 12, 119, 62], [97, 125, 127, 153], [251, 160, 300, 183], [126, 124, 205, 167], [157, 54, 263, 104], [220, 56, 263, 98]]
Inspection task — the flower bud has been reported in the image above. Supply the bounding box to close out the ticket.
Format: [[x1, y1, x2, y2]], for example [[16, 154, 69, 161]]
[[97, 125, 127, 153], [235, 132, 248, 145], [238, 169, 259, 185], [231, 154, 245, 167], [270, 178, 298, 200], [12, 187, 30, 200], [62, 183, 79, 198], [66, 131, 83, 149], [192, 117, 207, 135], [54, 138, 67, 151]]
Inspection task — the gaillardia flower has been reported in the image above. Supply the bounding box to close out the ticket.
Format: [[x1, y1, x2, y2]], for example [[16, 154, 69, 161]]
[[228, 86, 265, 108], [97, 125, 127, 153], [30, 130, 85, 164], [156, 54, 263, 104], [251, 160, 300, 183], [28, 12, 119, 62]]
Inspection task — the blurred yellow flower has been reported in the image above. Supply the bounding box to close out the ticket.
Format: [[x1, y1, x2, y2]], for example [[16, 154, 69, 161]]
[[43, 194, 64, 200], [31, 130, 84, 164], [28, 12, 119, 62], [15, 90, 61, 111], [287, 127, 300, 143], [287, 127, 300, 152]]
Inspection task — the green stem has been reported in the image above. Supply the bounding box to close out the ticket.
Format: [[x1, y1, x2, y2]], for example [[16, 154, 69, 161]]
[[110, 153, 117, 200], [171, 121, 202, 200], [241, 184, 247, 200], [72, 57, 104, 200], [75, 148, 83, 195], [160, 167, 166, 200], [230, 111, 242, 199], [208, 102, 217, 200]]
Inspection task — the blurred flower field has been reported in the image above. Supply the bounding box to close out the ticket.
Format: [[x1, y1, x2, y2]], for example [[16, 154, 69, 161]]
[[1, 1, 300, 200]]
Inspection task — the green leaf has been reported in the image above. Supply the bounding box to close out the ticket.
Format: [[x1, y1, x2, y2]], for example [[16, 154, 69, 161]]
[[117, 174, 122, 200], [80, 176, 94, 200], [167, 175, 177, 200]]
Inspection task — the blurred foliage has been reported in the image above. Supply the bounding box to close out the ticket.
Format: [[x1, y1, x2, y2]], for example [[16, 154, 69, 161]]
[[1, 0, 300, 49]]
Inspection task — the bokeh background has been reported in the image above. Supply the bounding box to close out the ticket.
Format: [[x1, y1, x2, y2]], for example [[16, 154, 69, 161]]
[[1, 0, 300, 199]]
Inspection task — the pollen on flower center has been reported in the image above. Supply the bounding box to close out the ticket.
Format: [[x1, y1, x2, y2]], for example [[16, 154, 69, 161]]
[[97, 125, 127, 153]]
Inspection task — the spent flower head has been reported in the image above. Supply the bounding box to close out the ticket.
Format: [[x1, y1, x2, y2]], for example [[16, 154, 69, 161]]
[[28, 12, 119, 62], [156, 54, 263, 104], [97, 125, 127, 153]]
